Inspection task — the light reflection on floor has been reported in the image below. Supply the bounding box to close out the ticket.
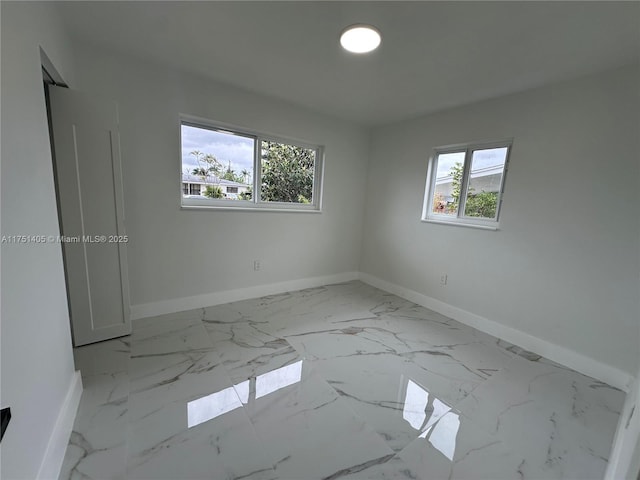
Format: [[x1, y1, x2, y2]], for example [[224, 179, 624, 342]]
[[187, 385, 243, 428], [187, 360, 304, 428], [403, 378, 460, 460]]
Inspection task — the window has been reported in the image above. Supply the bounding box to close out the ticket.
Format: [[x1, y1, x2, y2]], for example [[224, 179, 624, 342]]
[[182, 183, 202, 196], [423, 140, 511, 229], [180, 118, 323, 211]]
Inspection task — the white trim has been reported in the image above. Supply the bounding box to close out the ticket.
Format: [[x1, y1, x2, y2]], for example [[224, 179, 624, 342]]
[[130, 272, 359, 320], [421, 218, 498, 231], [358, 272, 633, 392], [37, 371, 83, 480], [180, 201, 323, 213], [40, 47, 68, 87]]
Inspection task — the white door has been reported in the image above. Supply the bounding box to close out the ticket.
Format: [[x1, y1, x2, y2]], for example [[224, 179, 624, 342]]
[[48, 85, 131, 346]]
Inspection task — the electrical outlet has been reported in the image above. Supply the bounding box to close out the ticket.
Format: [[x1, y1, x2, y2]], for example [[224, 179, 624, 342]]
[[440, 274, 448, 286], [253, 260, 261, 271]]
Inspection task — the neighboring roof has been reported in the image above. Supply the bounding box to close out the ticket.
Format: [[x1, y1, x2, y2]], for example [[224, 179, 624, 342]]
[[181, 173, 248, 187], [436, 164, 504, 184]]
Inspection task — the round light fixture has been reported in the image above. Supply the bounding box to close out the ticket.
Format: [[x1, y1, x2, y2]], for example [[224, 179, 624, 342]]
[[339, 24, 381, 54]]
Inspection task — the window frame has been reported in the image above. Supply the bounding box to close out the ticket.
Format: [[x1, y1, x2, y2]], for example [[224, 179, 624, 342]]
[[422, 139, 512, 230], [180, 115, 324, 212]]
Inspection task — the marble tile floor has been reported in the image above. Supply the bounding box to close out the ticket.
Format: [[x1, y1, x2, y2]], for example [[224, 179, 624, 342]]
[[59, 281, 625, 480]]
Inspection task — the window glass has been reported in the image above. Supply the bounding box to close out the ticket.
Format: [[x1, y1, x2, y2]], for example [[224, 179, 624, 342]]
[[432, 152, 465, 217], [181, 124, 254, 201], [260, 140, 316, 204], [464, 147, 508, 219]]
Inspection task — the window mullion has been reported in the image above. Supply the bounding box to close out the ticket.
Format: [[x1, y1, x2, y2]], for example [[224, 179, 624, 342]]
[[313, 146, 322, 207], [493, 144, 511, 220], [457, 148, 472, 218], [254, 137, 262, 205], [424, 154, 437, 217]]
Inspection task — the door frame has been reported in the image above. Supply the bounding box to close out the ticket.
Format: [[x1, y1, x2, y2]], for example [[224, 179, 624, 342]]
[[41, 47, 76, 344]]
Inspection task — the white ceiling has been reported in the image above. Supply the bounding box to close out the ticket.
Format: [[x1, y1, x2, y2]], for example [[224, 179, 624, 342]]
[[55, 1, 640, 126]]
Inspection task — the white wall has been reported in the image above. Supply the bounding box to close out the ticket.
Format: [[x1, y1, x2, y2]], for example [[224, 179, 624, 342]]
[[69, 44, 370, 309], [361, 65, 640, 377], [0, 2, 78, 478]]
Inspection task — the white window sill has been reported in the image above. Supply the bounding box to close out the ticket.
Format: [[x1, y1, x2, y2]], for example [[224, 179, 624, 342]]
[[181, 203, 322, 213], [421, 217, 499, 231]]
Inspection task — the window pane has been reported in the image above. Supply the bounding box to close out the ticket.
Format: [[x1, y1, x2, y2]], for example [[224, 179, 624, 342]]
[[260, 140, 316, 204], [463, 147, 508, 219], [432, 152, 465, 216], [181, 124, 254, 201]]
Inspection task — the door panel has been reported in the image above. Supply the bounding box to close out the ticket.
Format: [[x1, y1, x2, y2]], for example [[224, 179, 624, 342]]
[[48, 85, 131, 346]]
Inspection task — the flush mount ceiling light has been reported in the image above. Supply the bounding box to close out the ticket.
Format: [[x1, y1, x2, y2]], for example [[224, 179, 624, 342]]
[[339, 24, 381, 54]]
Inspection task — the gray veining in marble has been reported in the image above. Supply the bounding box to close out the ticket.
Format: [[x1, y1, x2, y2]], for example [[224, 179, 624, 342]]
[[60, 281, 625, 480]]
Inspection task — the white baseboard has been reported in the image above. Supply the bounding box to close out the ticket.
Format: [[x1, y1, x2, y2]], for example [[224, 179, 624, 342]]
[[130, 272, 360, 321], [358, 272, 633, 392], [129, 269, 632, 391], [37, 371, 83, 480]]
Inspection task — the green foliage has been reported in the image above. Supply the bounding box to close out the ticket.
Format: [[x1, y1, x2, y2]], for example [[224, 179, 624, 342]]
[[260, 141, 315, 203], [464, 191, 498, 218], [191, 167, 208, 177], [191, 150, 223, 178], [190, 151, 247, 184], [203, 185, 224, 199], [450, 161, 464, 207], [221, 161, 245, 183], [221, 171, 243, 182], [448, 161, 497, 218], [238, 187, 252, 200], [190, 144, 313, 203]]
